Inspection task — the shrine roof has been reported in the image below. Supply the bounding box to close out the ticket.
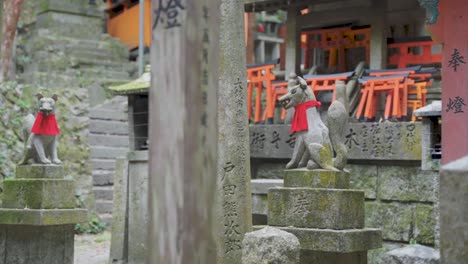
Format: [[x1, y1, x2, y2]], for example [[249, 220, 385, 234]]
[[108, 65, 150, 95]]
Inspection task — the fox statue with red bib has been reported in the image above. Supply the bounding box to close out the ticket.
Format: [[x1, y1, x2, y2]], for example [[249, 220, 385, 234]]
[[19, 93, 62, 165], [278, 73, 349, 171]]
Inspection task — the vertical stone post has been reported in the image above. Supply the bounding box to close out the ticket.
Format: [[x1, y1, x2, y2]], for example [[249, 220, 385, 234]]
[[285, 7, 301, 76], [148, 0, 220, 263], [216, 0, 253, 263], [369, 0, 387, 69]]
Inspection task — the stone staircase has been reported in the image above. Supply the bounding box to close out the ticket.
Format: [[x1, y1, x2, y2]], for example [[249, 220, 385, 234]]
[[89, 97, 129, 225]]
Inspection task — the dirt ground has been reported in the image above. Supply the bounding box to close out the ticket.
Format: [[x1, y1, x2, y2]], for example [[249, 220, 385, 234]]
[[74, 231, 111, 264]]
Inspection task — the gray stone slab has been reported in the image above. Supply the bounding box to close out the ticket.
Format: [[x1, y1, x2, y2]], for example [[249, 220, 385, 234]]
[[413, 101, 441, 117], [252, 194, 268, 216], [90, 146, 128, 159], [0, 224, 75, 264], [268, 188, 365, 229], [249, 122, 422, 161], [89, 134, 130, 148], [0, 209, 87, 225], [439, 156, 468, 263], [382, 245, 440, 264], [15, 165, 63, 179], [301, 250, 367, 264], [250, 125, 295, 159], [378, 166, 438, 202], [251, 179, 283, 194], [365, 202, 413, 242], [91, 159, 116, 170], [254, 225, 382, 253], [3, 179, 75, 209], [89, 120, 129, 135], [347, 164, 377, 199], [283, 169, 349, 189], [109, 159, 129, 264], [128, 161, 149, 264], [252, 161, 287, 179]]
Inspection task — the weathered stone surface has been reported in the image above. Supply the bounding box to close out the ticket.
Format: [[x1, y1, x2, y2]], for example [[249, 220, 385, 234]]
[[15, 165, 63, 179], [365, 202, 413, 242], [249, 122, 422, 161], [254, 226, 382, 253], [301, 250, 367, 264], [128, 160, 149, 264], [347, 164, 377, 199], [268, 188, 365, 229], [414, 205, 436, 245], [216, 0, 252, 262], [382, 245, 440, 264], [0, 224, 74, 264], [378, 166, 438, 202], [242, 226, 300, 264], [0, 209, 87, 225], [251, 179, 283, 216], [3, 179, 75, 209], [252, 161, 287, 179], [250, 125, 295, 159], [283, 169, 349, 189], [368, 242, 405, 264], [110, 159, 129, 264], [439, 156, 468, 263]]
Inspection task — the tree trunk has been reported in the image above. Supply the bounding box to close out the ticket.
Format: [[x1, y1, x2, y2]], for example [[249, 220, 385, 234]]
[[0, 0, 24, 82], [148, 0, 220, 263]]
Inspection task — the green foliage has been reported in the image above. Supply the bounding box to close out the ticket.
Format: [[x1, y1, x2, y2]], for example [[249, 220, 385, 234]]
[[75, 215, 106, 234]]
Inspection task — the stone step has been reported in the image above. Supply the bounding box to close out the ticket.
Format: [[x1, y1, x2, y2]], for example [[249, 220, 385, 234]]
[[93, 186, 114, 201], [95, 200, 113, 214], [93, 170, 115, 186], [72, 57, 130, 72], [90, 108, 128, 121], [91, 146, 128, 159], [92, 159, 116, 171], [268, 187, 365, 229], [69, 46, 128, 61], [76, 68, 131, 81], [21, 72, 130, 88], [89, 134, 130, 148], [89, 120, 129, 135], [99, 213, 113, 227]]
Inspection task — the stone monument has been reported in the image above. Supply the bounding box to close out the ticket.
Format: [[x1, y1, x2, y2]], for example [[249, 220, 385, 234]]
[[0, 96, 87, 264], [262, 76, 382, 263]]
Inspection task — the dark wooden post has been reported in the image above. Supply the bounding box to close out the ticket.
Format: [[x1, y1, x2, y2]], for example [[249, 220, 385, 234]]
[[148, 0, 220, 263]]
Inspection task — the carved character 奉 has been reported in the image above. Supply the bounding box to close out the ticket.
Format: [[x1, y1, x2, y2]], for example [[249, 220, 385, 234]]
[[19, 93, 62, 165]]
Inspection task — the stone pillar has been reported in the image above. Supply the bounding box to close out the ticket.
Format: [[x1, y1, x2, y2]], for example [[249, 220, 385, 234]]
[[0, 165, 87, 264], [267, 169, 382, 263], [285, 7, 301, 76], [216, 0, 252, 263], [369, 0, 387, 69], [148, 0, 220, 262], [439, 156, 468, 263]]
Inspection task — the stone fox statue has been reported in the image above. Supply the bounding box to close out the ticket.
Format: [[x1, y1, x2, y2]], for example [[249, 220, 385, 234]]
[[19, 93, 62, 165], [278, 73, 348, 171]]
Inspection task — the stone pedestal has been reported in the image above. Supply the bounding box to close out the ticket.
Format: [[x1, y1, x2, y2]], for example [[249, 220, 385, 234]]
[[0, 165, 87, 264], [267, 169, 382, 264]]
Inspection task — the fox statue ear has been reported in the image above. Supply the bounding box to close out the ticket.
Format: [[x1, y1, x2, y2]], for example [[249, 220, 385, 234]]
[[35, 93, 44, 100], [51, 94, 59, 101], [298, 76, 308, 90]]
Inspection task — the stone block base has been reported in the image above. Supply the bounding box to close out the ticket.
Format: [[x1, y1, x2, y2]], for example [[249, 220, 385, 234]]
[[301, 250, 367, 264], [284, 169, 349, 189], [0, 209, 87, 225], [268, 188, 364, 229], [2, 179, 75, 209], [0, 224, 74, 264], [16, 164, 63, 179], [254, 226, 382, 253]]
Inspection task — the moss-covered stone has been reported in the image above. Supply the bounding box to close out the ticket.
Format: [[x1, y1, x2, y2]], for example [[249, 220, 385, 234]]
[[283, 169, 350, 189], [368, 242, 405, 264], [347, 164, 378, 199], [0, 208, 87, 225], [365, 202, 413, 242], [254, 225, 382, 253], [3, 179, 75, 209], [268, 187, 365, 229], [413, 205, 435, 245], [16, 165, 64, 179], [378, 166, 438, 202]]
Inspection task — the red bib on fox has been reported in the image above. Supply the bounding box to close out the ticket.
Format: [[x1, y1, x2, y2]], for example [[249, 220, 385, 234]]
[[31, 112, 60, 135], [290, 100, 322, 133]]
